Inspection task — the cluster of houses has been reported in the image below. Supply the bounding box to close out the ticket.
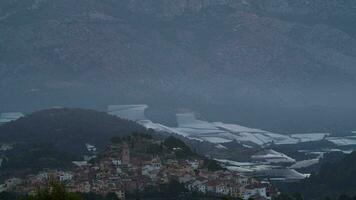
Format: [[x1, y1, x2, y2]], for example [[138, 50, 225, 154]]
[[0, 137, 277, 200]]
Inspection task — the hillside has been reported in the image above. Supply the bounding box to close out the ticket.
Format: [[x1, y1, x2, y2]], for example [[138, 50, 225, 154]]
[[285, 151, 356, 199], [0, 108, 149, 152], [1, 0, 356, 133], [0, 108, 152, 180]]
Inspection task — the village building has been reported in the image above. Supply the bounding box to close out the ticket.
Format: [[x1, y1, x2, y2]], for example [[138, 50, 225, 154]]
[[242, 185, 270, 200], [2, 135, 274, 199]]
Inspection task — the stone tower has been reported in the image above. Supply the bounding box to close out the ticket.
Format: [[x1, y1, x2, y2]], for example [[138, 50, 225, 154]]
[[122, 142, 130, 165]]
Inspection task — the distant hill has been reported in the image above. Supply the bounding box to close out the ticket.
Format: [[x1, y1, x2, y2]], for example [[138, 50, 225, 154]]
[[0, 108, 149, 153]]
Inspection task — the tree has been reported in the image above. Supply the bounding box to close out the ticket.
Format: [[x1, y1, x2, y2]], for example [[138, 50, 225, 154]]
[[105, 193, 119, 200], [293, 193, 304, 200], [28, 181, 82, 200], [164, 136, 194, 158], [168, 179, 187, 195], [0, 192, 17, 200], [204, 159, 224, 171], [110, 136, 122, 144]]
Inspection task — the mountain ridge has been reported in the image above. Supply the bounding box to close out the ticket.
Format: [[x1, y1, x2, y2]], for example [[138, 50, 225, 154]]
[[1, 0, 356, 132]]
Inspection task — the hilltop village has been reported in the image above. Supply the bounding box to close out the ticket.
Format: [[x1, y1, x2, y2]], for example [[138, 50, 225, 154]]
[[0, 133, 276, 200]]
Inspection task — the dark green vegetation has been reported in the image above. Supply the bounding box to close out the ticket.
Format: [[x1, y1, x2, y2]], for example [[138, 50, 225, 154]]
[[27, 182, 82, 200], [163, 136, 196, 159], [0, 108, 149, 180], [276, 193, 356, 200], [0, 108, 148, 153], [1, 182, 88, 200], [203, 159, 224, 172], [274, 193, 304, 200], [0, 143, 76, 180], [0, 192, 18, 200], [126, 179, 187, 199], [281, 152, 356, 199], [0, 183, 81, 200]]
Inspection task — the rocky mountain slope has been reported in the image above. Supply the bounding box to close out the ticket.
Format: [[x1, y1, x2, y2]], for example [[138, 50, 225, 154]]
[[1, 0, 356, 132]]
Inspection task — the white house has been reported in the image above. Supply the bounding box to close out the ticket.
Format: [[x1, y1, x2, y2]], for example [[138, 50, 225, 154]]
[[115, 190, 125, 200], [151, 158, 161, 169], [238, 175, 249, 186], [36, 172, 49, 182], [216, 184, 230, 196], [243, 187, 269, 200], [142, 165, 159, 179], [58, 172, 73, 182], [188, 180, 208, 194], [189, 160, 200, 170], [85, 143, 97, 152], [112, 159, 122, 166]]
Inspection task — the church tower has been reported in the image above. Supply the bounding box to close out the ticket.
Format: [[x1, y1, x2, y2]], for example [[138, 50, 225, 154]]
[[122, 142, 130, 165]]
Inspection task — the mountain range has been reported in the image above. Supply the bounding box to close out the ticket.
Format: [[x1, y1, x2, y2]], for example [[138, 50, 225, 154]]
[[1, 0, 356, 133]]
